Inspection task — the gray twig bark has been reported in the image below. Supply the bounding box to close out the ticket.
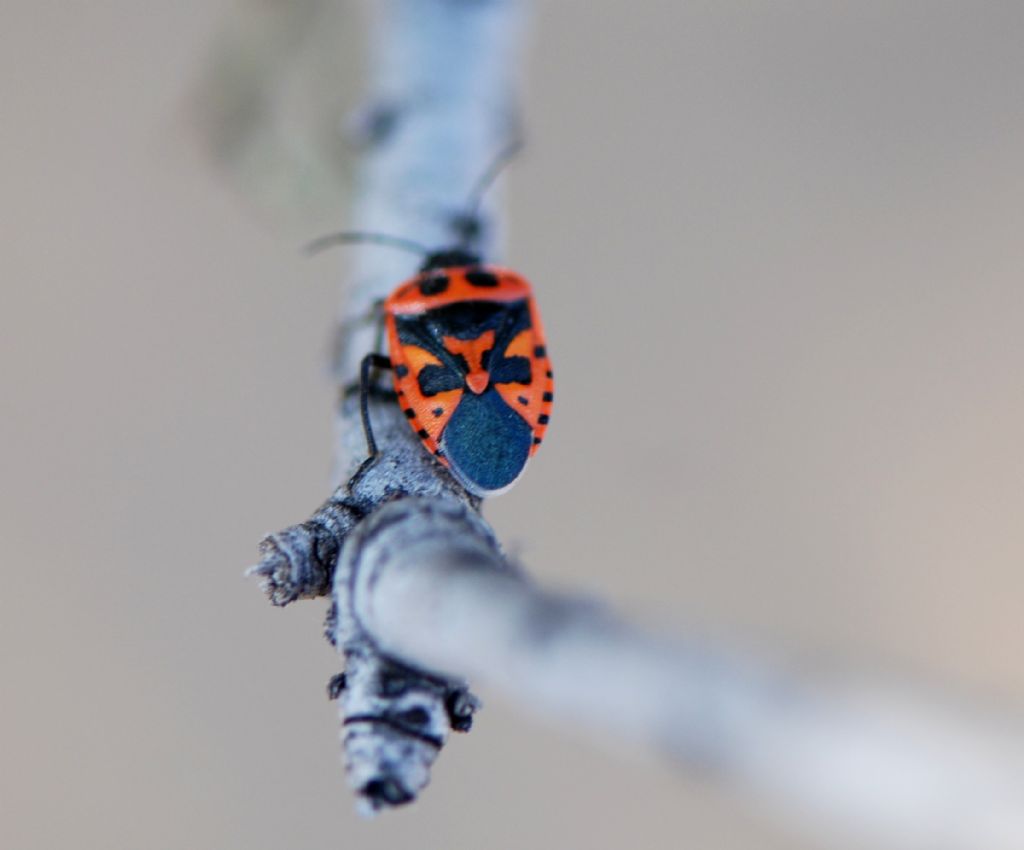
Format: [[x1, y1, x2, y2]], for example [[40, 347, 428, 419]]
[[247, 0, 1024, 845], [249, 0, 523, 815]]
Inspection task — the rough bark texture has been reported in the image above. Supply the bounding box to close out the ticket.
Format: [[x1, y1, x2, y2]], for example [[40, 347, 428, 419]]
[[249, 0, 523, 814]]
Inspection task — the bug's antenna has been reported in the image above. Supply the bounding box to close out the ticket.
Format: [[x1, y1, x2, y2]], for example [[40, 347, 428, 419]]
[[304, 230, 431, 258], [308, 142, 524, 257], [453, 138, 525, 246]]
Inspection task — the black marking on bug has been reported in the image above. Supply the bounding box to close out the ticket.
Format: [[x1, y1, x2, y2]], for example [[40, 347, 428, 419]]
[[417, 429, 430, 439], [546, 370, 553, 378], [533, 436, 542, 445], [543, 391, 553, 402], [465, 269, 499, 288], [517, 395, 529, 405], [399, 299, 528, 342], [432, 407, 444, 417], [538, 414, 549, 425], [418, 274, 450, 296], [534, 345, 546, 358], [404, 408, 415, 418], [491, 355, 531, 385], [395, 364, 409, 378], [418, 356, 467, 396], [397, 299, 533, 398]]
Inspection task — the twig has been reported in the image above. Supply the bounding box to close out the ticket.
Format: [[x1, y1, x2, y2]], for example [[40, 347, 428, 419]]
[[349, 499, 1024, 849], [249, 0, 523, 814], [247, 0, 1024, 844]]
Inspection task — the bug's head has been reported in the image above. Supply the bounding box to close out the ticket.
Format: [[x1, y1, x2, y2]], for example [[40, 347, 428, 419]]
[[419, 248, 482, 272]]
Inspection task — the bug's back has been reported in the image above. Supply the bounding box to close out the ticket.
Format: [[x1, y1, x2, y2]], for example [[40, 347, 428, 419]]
[[384, 263, 553, 496]]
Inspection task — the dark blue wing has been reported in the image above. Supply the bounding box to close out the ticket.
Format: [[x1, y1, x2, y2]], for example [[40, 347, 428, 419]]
[[441, 387, 533, 495]]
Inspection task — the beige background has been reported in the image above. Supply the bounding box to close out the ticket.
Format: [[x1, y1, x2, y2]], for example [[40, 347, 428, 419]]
[[3, 2, 1023, 849]]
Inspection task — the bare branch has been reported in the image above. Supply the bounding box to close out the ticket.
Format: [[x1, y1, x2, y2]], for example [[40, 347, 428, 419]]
[[245, 1, 1024, 844], [348, 498, 1024, 849], [249, 0, 524, 813]]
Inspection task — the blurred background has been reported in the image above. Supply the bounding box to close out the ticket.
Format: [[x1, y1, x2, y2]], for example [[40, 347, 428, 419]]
[[2, 2, 1023, 848]]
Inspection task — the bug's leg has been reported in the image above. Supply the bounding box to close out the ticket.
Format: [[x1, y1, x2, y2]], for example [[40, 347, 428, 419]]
[[359, 352, 393, 458]]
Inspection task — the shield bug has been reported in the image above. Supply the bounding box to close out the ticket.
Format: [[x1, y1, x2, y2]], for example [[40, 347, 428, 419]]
[[310, 145, 552, 496], [375, 248, 552, 496]]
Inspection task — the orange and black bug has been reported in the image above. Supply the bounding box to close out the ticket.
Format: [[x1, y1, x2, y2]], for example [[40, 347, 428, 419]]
[[310, 145, 551, 496], [378, 249, 552, 496], [346, 247, 552, 497]]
